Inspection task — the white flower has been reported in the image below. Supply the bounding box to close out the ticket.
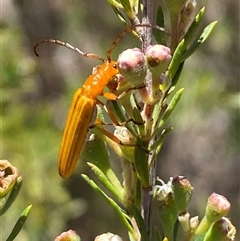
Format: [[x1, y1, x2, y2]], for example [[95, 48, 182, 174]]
[[151, 177, 173, 201]]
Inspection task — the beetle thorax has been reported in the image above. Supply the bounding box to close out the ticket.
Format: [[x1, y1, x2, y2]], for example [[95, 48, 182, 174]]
[[81, 61, 118, 99]]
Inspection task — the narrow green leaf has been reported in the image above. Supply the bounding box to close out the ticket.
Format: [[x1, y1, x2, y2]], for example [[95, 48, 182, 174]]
[[83, 135, 123, 193], [152, 226, 163, 241], [131, 0, 139, 15], [6, 205, 32, 241], [183, 7, 205, 49], [150, 127, 173, 157], [117, 93, 145, 138], [106, 99, 138, 138], [132, 107, 144, 126], [157, 88, 184, 130], [90, 126, 136, 164], [111, 5, 128, 24], [0, 176, 23, 216], [82, 174, 136, 237], [107, 0, 123, 8], [82, 133, 110, 170], [128, 205, 150, 241], [165, 40, 185, 89], [106, 99, 128, 124], [171, 61, 184, 87], [87, 162, 124, 202], [132, 106, 145, 138], [119, 0, 134, 18], [134, 178, 142, 208], [119, 92, 137, 120], [134, 143, 150, 188], [181, 21, 218, 61], [153, 6, 167, 45]]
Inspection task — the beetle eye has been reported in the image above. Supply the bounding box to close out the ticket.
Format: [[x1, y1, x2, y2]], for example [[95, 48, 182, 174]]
[[113, 64, 118, 69]]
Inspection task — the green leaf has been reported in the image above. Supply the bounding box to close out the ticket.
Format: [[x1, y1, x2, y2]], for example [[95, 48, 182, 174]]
[[119, 0, 134, 18], [183, 7, 205, 49], [150, 127, 173, 158], [83, 135, 123, 194], [131, 0, 139, 15], [0, 176, 23, 216], [106, 99, 129, 124], [153, 6, 167, 45], [87, 162, 124, 202], [82, 174, 136, 237], [152, 226, 163, 241], [171, 61, 184, 87], [106, 99, 138, 138], [117, 93, 145, 138], [6, 205, 32, 241], [181, 21, 218, 61], [166, 40, 185, 83], [134, 142, 150, 188], [90, 125, 136, 164], [132, 107, 144, 125], [107, 0, 123, 8], [82, 132, 110, 170], [111, 5, 129, 24], [128, 205, 150, 241], [156, 88, 184, 130]]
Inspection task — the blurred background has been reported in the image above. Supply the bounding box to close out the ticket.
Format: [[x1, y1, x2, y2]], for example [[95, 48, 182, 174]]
[[1, 0, 239, 240]]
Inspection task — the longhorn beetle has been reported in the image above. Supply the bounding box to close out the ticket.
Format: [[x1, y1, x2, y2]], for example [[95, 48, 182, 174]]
[[34, 24, 166, 179]]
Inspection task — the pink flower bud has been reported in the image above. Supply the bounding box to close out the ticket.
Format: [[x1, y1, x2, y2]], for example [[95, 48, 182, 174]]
[[55, 229, 80, 241], [145, 45, 171, 74], [194, 193, 231, 237], [206, 193, 231, 219], [117, 48, 147, 87]]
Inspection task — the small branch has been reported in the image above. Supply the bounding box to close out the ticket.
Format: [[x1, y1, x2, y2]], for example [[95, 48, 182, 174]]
[[141, 0, 155, 234], [141, 0, 154, 51]]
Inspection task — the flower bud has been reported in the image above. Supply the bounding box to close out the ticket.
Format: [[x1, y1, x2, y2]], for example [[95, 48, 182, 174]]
[[55, 229, 81, 241], [94, 232, 123, 241], [114, 126, 134, 145], [145, 44, 171, 75], [172, 176, 193, 213], [178, 212, 190, 232], [0, 160, 20, 198], [206, 193, 231, 222], [194, 193, 231, 236], [190, 216, 199, 231], [117, 48, 147, 87], [203, 217, 236, 241]]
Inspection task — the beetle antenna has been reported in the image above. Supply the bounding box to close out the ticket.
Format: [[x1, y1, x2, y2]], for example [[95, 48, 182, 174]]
[[34, 39, 105, 62]]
